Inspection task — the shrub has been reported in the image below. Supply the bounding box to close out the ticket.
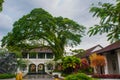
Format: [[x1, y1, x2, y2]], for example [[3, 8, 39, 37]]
[[90, 53, 106, 74], [65, 73, 96, 80], [0, 73, 15, 79], [78, 67, 93, 74], [62, 56, 80, 74], [79, 58, 93, 74]]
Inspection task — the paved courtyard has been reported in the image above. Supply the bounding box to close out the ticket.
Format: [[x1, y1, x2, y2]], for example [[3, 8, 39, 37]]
[[0, 74, 54, 80], [0, 75, 119, 80], [23, 74, 53, 80]]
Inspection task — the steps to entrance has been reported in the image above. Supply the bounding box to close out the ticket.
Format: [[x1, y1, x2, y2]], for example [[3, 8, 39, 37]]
[[24, 74, 53, 80]]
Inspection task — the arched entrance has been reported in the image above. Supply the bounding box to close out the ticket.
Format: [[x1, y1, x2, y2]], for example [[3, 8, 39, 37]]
[[29, 64, 36, 73], [38, 64, 45, 74]]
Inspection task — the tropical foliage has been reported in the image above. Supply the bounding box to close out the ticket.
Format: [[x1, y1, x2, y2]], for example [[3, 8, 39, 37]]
[[65, 73, 96, 80], [0, 48, 8, 56], [1, 8, 85, 60], [80, 58, 89, 69], [17, 59, 28, 71], [79, 58, 93, 74], [88, 0, 120, 42], [0, 0, 4, 12], [90, 53, 106, 74], [71, 49, 85, 58], [62, 56, 80, 74]]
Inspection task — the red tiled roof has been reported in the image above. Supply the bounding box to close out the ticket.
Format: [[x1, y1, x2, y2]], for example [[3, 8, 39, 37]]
[[74, 45, 103, 58], [30, 46, 53, 53], [97, 41, 120, 53], [85, 45, 103, 56]]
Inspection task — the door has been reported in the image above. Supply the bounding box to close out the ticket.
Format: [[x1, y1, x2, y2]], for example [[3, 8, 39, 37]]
[[38, 64, 45, 74], [29, 64, 36, 73]]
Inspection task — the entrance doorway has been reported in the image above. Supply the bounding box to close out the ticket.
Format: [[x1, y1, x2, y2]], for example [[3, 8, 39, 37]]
[[38, 64, 45, 74], [29, 64, 36, 73]]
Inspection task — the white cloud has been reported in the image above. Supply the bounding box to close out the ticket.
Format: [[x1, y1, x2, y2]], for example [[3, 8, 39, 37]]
[[71, 34, 110, 50], [0, 13, 13, 29], [0, 13, 13, 42]]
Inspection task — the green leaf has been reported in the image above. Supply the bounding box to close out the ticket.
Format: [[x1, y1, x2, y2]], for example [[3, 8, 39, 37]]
[[88, 1, 120, 42]]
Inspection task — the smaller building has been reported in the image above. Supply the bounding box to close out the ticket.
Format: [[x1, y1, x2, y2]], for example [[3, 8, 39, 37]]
[[96, 41, 120, 74], [75, 45, 103, 58], [74, 45, 103, 74]]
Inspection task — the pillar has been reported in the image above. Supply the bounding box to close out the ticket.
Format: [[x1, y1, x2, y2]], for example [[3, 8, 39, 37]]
[[117, 49, 120, 74], [104, 54, 108, 74]]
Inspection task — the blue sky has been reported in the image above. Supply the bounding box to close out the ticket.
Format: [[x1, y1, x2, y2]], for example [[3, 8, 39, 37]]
[[0, 0, 114, 50]]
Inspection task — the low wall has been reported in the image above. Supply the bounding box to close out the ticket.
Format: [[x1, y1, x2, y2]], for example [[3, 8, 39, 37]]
[[100, 79, 120, 80]]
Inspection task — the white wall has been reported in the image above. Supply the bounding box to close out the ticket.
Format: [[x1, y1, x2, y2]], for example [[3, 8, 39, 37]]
[[117, 49, 120, 74], [104, 54, 108, 74]]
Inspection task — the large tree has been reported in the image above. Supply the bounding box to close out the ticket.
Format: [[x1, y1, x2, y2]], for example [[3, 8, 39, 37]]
[[0, 0, 4, 12], [71, 49, 85, 58], [88, 0, 120, 42], [1, 8, 85, 60]]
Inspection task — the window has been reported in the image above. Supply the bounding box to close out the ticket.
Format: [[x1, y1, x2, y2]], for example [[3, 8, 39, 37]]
[[22, 53, 27, 58], [46, 53, 53, 59], [29, 52, 36, 59], [38, 53, 45, 59]]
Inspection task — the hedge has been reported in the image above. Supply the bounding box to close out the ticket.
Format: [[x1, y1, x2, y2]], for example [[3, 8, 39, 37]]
[[0, 73, 15, 79]]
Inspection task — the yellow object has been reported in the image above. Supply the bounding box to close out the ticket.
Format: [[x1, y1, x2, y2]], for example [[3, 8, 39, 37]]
[[16, 71, 23, 80], [54, 78, 59, 80]]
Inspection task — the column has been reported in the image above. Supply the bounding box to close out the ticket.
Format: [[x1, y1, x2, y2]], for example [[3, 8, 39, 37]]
[[26, 65, 29, 73], [45, 53, 47, 59], [44, 63, 47, 73], [27, 53, 29, 59], [36, 53, 38, 59], [117, 50, 120, 74], [36, 64, 38, 73], [104, 54, 108, 74]]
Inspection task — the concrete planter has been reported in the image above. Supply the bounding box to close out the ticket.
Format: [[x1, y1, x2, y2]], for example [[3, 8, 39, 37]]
[[52, 72, 61, 78]]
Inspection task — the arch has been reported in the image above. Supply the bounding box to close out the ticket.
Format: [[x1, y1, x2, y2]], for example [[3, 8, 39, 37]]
[[29, 64, 36, 73], [38, 64, 45, 74]]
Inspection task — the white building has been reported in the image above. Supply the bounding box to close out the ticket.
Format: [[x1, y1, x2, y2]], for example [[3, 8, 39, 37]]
[[96, 41, 120, 74], [20, 47, 55, 74], [84, 42, 120, 74]]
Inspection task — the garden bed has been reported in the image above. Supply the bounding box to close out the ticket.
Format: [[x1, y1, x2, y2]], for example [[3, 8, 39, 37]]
[[0, 73, 15, 79], [92, 74, 120, 79]]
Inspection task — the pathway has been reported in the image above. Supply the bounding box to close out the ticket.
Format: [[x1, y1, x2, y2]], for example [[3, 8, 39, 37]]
[[0, 74, 54, 80], [23, 74, 53, 80]]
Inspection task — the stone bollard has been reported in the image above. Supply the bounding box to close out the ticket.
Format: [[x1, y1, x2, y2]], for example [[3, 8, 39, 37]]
[[54, 75, 59, 80], [54, 78, 59, 80], [16, 71, 23, 80]]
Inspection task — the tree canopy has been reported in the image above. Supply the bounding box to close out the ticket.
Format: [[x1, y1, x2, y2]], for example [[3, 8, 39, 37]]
[[1, 8, 85, 60], [71, 49, 85, 58], [88, 0, 120, 42], [0, 0, 4, 12]]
